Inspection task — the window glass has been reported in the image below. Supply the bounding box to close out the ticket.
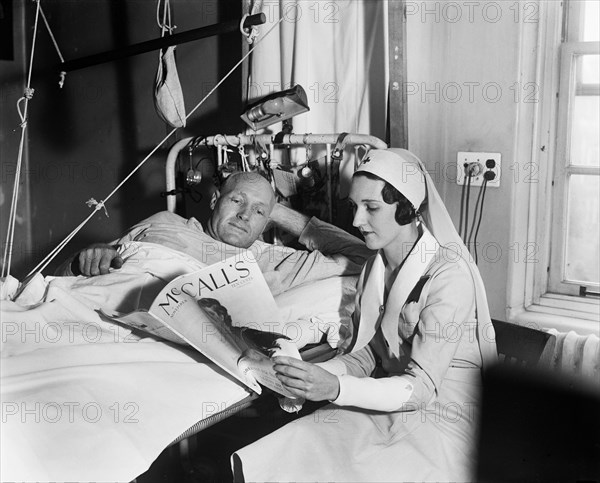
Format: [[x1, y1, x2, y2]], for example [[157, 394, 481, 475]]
[[583, 0, 600, 41], [576, 54, 600, 85], [565, 174, 600, 284], [569, 95, 600, 166]]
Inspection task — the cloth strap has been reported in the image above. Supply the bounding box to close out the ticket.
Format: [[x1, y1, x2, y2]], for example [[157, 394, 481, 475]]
[[154, 46, 187, 128]]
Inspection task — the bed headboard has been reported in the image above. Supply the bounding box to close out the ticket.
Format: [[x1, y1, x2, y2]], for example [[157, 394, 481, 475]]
[[164, 133, 387, 223]]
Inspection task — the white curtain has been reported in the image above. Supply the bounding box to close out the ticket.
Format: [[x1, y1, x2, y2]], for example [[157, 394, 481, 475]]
[[245, 0, 387, 145]]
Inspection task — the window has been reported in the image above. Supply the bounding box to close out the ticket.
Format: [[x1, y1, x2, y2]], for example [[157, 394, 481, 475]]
[[549, 0, 600, 297], [508, 0, 599, 333]]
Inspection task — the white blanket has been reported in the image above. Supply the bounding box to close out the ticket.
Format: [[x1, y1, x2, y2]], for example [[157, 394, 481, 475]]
[[1, 242, 353, 482], [1, 266, 250, 481]]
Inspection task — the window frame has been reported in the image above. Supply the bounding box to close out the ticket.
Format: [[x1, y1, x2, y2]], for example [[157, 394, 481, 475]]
[[547, 41, 599, 296], [506, 0, 599, 335]]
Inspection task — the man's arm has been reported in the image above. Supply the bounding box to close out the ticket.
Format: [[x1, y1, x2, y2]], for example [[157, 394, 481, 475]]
[[269, 203, 372, 265], [55, 243, 123, 276], [55, 211, 189, 277], [268, 203, 311, 238], [258, 203, 374, 294]]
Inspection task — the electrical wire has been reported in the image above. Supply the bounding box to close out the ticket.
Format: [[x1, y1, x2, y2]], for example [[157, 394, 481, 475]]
[[459, 172, 467, 242], [463, 174, 472, 243], [472, 179, 488, 265], [468, 181, 486, 257]]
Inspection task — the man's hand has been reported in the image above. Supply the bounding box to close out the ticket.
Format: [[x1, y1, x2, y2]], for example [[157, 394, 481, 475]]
[[273, 356, 340, 402], [73, 243, 123, 276]]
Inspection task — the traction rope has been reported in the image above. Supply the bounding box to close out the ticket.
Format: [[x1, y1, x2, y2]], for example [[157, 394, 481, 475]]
[[26, 13, 284, 279], [1, 0, 43, 279], [156, 0, 175, 35], [2, 1, 67, 280], [38, 4, 67, 88]]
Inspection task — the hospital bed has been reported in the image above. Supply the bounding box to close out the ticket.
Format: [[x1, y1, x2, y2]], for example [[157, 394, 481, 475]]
[[1, 132, 386, 483], [160, 131, 386, 470]]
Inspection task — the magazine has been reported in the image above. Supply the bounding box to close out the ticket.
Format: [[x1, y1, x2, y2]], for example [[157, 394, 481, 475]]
[[101, 252, 300, 398]]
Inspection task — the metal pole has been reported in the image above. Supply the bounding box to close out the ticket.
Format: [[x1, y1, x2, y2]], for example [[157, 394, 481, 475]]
[[60, 13, 266, 72]]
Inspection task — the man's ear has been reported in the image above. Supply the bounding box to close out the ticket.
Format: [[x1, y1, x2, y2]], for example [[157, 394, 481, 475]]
[[209, 190, 220, 210]]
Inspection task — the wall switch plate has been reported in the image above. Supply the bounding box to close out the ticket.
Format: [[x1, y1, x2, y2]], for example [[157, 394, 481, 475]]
[[456, 152, 501, 188]]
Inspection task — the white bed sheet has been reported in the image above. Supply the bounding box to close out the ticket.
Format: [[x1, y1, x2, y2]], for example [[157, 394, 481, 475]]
[[1, 241, 354, 482], [1, 336, 249, 482], [1, 270, 250, 482]]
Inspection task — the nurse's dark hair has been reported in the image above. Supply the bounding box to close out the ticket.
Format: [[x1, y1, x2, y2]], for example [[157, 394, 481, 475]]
[[353, 171, 417, 226]]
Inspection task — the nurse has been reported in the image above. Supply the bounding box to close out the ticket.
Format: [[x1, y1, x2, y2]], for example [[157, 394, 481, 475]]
[[232, 149, 497, 483]]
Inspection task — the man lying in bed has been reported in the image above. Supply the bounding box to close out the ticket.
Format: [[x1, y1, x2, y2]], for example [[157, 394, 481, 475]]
[[1, 173, 368, 483], [58, 171, 370, 293], [55, 171, 372, 346]]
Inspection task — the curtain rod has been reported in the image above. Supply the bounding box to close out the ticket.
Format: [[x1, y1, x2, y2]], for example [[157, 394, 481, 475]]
[[59, 13, 266, 73]]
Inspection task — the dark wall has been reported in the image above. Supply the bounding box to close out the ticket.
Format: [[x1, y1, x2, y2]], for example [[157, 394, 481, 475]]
[[1, 0, 244, 278]]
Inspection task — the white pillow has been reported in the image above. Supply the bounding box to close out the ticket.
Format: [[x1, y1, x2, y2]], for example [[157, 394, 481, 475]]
[[273, 275, 357, 348]]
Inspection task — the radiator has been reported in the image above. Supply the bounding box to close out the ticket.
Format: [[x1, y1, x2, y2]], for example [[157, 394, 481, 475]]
[[547, 330, 600, 384]]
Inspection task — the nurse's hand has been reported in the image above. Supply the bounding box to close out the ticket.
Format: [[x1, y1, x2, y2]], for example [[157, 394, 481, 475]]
[[273, 356, 340, 402], [73, 243, 123, 276]]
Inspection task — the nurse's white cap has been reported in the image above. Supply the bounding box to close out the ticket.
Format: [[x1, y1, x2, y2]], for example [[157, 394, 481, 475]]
[[353, 149, 426, 210]]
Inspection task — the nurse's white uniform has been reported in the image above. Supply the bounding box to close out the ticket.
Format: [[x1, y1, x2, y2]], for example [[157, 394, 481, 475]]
[[232, 149, 497, 483]]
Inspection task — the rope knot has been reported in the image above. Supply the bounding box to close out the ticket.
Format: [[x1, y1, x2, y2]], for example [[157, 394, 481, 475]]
[[23, 88, 35, 99], [86, 198, 109, 217]]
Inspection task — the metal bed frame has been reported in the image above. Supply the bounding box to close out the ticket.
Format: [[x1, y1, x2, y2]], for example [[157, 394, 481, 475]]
[[164, 132, 388, 216]]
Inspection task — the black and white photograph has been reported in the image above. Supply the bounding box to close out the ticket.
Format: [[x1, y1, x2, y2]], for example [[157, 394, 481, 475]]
[[1, 1, 599, 482]]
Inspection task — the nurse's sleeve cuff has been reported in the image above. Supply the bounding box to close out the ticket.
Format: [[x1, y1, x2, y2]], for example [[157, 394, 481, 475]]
[[332, 375, 414, 412]]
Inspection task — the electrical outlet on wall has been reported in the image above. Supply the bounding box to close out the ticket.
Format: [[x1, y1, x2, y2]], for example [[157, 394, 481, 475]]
[[456, 152, 501, 188]]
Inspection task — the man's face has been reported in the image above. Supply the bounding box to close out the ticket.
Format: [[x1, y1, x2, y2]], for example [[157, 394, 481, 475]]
[[207, 173, 275, 248]]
